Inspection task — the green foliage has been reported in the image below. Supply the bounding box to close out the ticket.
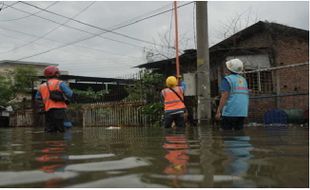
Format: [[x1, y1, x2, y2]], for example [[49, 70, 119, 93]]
[[73, 88, 108, 101], [0, 75, 13, 106], [0, 66, 37, 106], [141, 102, 163, 126], [68, 103, 83, 111], [126, 70, 164, 102], [126, 70, 165, 126], [12, 66, 37, 93]]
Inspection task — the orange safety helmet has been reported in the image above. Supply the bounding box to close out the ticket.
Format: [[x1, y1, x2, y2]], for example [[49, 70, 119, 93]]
[[44, 66, 60, 77]]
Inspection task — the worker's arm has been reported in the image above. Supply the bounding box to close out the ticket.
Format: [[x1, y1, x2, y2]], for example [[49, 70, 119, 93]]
[[34, 89, 45, 112], [60, 82, 73, 98], [215, 91, 229, 120], [181, 80, 186, 92], [215, 78, 230, 120], [35, 91, 42, 100]]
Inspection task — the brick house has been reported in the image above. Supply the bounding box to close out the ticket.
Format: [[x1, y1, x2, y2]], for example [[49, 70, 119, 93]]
[[137, 21, 309, 123]]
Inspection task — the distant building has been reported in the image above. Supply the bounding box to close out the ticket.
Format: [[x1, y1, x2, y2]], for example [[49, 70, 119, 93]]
[[136, 21, 309, 123], [38, 74, 135, 103], [0, 60, 61, 76], [0, 60, 68, 106]]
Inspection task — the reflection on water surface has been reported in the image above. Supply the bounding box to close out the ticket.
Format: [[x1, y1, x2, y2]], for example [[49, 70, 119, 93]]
[[0, 126, 308, 187]]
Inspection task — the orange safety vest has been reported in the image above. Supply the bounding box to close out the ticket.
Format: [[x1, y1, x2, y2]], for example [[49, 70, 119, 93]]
[[161, 86, 185, 111], [38, 78, 67, 111]]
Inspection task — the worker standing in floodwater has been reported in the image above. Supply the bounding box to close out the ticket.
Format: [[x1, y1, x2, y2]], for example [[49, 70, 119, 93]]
[[35, 66, 73, 133], [215, 59, 249, 130], [161, 76, 186, 128]]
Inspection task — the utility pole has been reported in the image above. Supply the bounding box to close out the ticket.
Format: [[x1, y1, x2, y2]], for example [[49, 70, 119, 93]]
[[196, 1, 211, 124]]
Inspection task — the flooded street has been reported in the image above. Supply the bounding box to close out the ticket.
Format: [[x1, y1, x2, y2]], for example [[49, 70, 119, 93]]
[[0, 126, 308, 188]]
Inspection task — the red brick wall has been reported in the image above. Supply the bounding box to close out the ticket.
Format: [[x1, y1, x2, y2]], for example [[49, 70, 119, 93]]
[[239, 32, 308, 123], [274, 36, 309, 65], [247, 97, 277, 123], [273, 36, 309, 112]]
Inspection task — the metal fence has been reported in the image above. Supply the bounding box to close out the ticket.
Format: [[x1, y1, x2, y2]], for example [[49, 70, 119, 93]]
[[82, 101, 151, 127], [9, 109, 33, 127], [9, 101, 154, 127], [244, 62, 309, 123]]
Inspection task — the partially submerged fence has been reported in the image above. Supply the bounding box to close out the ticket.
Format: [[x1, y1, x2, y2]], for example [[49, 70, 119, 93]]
[[9, 101, 152, 127], [9, 109, 33, 127], [82, 101, 150, 127]]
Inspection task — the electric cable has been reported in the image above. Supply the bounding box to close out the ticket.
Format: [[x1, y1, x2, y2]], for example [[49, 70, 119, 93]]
[[4, 1, 191, 52], [106, 2, 172, 30], [2, 2, 145, 49], [0, 1, 58, 22], [20, 1, 169, 48], [0, 26, 140, 59], [168, 3, 174, 58], [4, 2, 192, 63], [1, 1, 95, 54], [0, 1, 19, 11], [107, 1, 194, 32]]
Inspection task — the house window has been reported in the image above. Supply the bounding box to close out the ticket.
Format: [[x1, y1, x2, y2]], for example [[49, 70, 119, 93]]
[[244, 71, 273, 94]]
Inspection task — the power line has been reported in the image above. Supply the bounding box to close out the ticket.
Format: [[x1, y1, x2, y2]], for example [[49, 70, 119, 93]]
[[5, 1, 192, 52], [4, 1, 193, 63], [0, 2, 58, 22], [168, 3, 174, 58], [1, 1, 95, 54], [0, 1, 19, 11], [20, 1, 168, 48], [0, 2, 3, 11], [2, 2, 145, 49], [106, 2, 172, 30], [107, 1, 194, 32], [8, 23, 149, 63], [0, 26, 140, 60]]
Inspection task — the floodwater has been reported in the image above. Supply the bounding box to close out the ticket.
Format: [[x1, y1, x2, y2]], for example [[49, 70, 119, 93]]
[[0, 126, 308, 188]]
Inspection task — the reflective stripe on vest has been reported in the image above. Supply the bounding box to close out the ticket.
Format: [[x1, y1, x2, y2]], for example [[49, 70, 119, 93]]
[[222, 74, 249, 117], [39, 78, 67, 111], [161, 86, 185, 111]]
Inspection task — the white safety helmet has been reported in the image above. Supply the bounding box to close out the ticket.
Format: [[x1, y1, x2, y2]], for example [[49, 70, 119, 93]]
[[225, 58, 244, 74]]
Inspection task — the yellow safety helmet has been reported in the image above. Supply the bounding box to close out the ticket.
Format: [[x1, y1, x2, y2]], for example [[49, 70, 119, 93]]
[[166, 76, 177, 87]]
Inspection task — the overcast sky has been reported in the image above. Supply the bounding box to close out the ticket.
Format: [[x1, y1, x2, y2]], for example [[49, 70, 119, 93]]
[[0, 1, 308, 78]]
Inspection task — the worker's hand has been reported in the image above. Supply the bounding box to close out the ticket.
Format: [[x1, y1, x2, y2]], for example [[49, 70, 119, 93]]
[[215, 111, 221, 121]]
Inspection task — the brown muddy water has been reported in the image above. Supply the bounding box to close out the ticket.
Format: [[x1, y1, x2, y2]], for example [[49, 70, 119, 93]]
[[0, 126, 308, 188]]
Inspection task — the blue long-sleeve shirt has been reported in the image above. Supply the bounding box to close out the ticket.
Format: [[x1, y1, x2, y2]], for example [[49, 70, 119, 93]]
[[35, 81, 73, 100]]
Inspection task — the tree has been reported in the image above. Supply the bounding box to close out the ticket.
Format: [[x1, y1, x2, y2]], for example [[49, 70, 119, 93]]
[[143, 30, 191, 62], [0, 75, 13, 106], [126, 69, 164, 102], [0, 66, 37, 107], [215, 7, 259, 43], [11, 66, 37, 94], [126, 70, 165, 126]]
